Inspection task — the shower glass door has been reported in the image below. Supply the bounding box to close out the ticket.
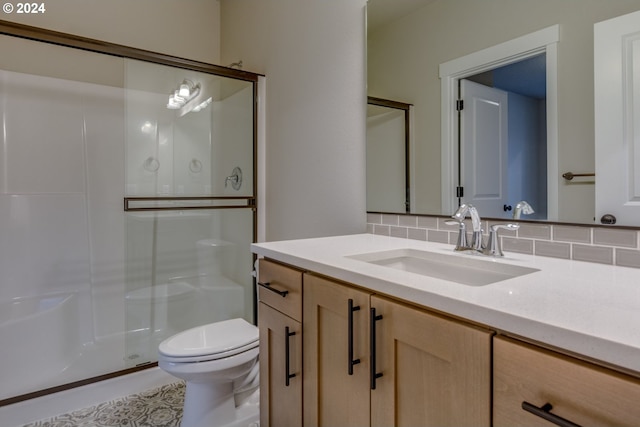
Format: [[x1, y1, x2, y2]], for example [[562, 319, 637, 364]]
[[0, 23, 259, 403], [123, 60, 256, 367]]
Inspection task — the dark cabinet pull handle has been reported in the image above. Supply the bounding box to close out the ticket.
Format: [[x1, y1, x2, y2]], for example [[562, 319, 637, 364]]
[[348, 299, 361, 375], [285, 326, 296, 386], [522, 402, 582, 427], [370, 307, 383, 389], [258, 281, 289, 297]]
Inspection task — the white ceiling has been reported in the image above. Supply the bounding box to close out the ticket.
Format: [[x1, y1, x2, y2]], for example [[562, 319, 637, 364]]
[[367, 0, 438, 33]]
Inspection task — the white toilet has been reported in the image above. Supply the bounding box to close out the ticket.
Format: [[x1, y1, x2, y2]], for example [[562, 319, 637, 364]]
[[158, 318, 260, 427]]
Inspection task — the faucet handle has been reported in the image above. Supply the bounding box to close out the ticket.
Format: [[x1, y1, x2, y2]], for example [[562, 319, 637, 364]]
[[445, 219, 469, 251], [483, 223, 519, 257], [491, 223, 520, 232]]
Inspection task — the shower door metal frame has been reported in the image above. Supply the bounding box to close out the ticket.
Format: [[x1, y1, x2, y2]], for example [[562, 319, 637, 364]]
[[0, 19, 262, 407], [0, 20, 261, 83]]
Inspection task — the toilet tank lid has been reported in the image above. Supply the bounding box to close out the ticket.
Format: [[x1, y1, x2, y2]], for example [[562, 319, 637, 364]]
[[158, 318, 258, 358]]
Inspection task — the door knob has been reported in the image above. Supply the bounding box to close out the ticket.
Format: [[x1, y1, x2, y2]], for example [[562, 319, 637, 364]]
[[600, 214, 616, 225]]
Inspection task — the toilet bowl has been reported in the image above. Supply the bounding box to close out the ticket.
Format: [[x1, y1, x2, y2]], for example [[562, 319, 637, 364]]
[[158, 318, 260, 427]]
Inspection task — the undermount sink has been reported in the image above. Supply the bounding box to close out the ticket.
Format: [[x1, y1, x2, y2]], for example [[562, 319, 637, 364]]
[[347, 248, 539, 286]]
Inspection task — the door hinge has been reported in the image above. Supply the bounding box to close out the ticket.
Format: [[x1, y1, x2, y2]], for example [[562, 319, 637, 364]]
[[456, 99, 464, 111], [456, 186, 464, 198]]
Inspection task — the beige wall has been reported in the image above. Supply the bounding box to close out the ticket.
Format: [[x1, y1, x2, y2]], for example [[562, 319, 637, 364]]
[[368, 0, 640, 223], [2, 0, 221, 63], [221, 0, 368, 240]]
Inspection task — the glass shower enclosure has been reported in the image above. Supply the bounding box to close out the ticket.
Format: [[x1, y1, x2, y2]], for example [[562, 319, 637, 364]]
[[0, 22, 259, 404]]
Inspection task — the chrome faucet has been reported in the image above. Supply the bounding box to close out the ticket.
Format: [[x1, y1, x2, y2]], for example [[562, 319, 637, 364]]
[[447, 204, 483, 251], [513, 201, 534, 219], [447, 204, 520, 256]]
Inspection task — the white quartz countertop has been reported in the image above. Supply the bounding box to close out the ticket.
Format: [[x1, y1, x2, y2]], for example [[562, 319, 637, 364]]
[[252, 233, 640, 373]]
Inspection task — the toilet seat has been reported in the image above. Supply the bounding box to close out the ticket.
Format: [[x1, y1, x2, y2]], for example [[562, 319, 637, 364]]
[[158, 318, 258, 363]]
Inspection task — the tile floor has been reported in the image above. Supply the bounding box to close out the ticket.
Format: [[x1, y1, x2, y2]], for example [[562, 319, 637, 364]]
[[22, 382, 185, 427]]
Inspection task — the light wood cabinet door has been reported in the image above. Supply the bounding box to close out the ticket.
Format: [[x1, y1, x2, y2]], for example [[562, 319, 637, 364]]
[[494, 335, 640, 427], [258, 302, 302, 427], [303, 274, 371, 427], [370, 296, 492, 427]]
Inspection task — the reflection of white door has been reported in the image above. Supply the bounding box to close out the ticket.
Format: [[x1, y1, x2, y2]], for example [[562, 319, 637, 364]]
[[595, 10, 640, 225], [460, 79, 509, 217]]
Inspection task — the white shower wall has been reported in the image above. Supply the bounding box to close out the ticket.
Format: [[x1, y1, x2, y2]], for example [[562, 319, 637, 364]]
[[124, 59, 254, 198], [0, 69, 126, 344], [124, 88, 215, 197]]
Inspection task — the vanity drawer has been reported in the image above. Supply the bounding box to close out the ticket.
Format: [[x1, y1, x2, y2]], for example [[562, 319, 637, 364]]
[[494, 335, 640, 427], [257, 259, 303, 321]]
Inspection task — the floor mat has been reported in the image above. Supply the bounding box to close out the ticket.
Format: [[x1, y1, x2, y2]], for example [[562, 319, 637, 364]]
[[23, 382, 185, 427]]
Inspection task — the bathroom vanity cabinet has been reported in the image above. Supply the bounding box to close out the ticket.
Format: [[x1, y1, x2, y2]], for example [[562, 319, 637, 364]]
[[494, 335, 640, 426], [253, 235, 640, 427], [261, 260, 492, 426], [257, 259, 303, 427]]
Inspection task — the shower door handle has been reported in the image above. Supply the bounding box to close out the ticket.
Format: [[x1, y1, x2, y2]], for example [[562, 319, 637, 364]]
[[285, 326, 296, 387]]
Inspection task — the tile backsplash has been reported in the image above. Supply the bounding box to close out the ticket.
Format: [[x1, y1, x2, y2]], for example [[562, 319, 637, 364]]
[[367, 213, 640, 269]]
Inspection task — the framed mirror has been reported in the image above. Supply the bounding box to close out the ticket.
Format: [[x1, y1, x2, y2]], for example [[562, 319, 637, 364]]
[[366, 0, 640, 226]]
